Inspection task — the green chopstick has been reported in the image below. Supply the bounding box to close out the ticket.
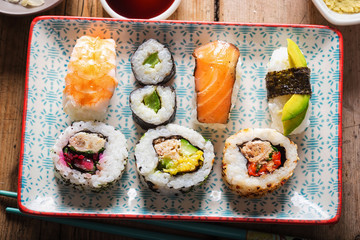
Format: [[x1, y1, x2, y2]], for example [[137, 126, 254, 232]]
[[0, 190, 17, 198], [0, 190, 304, 240], [1, 190, 247, 239], [5, 207, 198, 240]]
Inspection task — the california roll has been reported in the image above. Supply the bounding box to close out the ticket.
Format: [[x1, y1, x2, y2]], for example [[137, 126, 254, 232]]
[[135, 124, 214, 195]]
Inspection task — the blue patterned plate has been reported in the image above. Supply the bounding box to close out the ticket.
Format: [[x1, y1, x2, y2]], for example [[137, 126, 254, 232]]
[[18, 16, 342, 224]]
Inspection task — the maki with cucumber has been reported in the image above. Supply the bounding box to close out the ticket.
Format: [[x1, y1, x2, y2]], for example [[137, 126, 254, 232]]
[[131, 39, 175, 85], [129, 85, 176, 129], [135, 124, 215, 195], [266, 39, 312, 136]]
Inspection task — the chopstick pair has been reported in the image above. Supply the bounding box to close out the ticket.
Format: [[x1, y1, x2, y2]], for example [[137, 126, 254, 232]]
[[0, 190, 305, 240]]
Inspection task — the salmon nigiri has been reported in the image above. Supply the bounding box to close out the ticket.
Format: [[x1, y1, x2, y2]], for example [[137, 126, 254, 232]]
[[63, 36, 117, 121], [193, 41, 240, 124]]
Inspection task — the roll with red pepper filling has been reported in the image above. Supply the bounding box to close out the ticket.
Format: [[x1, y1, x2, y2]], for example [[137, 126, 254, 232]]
[[222, 128, 298, 198], [52, 121, 128, 191]]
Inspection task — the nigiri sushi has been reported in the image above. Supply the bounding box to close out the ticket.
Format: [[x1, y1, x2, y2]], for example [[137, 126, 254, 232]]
[[63, 36, 118, 121], [266, 39, 312, 136], [193, 41, 241, 125]]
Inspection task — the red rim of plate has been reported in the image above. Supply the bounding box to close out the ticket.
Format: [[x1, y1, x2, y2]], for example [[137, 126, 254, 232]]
[[18, 16, 343, 224]]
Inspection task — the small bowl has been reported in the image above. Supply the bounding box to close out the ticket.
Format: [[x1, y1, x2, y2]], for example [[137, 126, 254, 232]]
[[0, 0, 63, 16], [312, 0, 360, 26], [100, 0, 181, 20]]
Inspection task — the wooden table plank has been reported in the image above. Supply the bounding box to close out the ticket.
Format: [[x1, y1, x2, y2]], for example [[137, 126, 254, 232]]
[[169, 0, 215, 21], [219, 0, 312, 24]]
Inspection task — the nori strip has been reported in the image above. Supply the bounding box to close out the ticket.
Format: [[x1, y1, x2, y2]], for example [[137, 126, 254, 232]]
[[266, 67, 311, 99]]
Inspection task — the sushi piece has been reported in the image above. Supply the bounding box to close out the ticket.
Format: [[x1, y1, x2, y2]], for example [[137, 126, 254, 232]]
[[129, 85, 176, 129], [135, 124, 215, 195], [52, 121, 128, 191], [193, 40, 241, 125], [131, 39, 175, 85], [266, 39, 312, 136], [222, 128, 298, 198], [63, 36, 117, 121]]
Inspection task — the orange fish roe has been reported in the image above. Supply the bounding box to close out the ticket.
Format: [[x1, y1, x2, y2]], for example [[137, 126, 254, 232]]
[[64, 36, 117, 106]]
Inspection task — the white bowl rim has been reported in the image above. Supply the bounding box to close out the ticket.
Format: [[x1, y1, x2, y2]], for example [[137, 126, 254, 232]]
[[312, 0, 360, 26], [100, 0, 181, 20]]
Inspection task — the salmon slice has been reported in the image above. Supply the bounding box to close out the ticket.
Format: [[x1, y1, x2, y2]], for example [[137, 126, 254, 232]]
[[193, 41, 240, 124]]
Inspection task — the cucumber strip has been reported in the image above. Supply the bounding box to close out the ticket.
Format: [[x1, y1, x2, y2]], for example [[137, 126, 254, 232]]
[[143, 52, 160, 68]]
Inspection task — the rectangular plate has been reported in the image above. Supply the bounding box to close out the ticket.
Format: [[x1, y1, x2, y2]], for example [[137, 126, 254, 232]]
[[18, 16, 342, 224]]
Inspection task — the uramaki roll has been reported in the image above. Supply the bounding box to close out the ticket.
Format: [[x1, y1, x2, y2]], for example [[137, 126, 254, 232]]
[[52, 121, 128, 191], [222, 128, 298, 198], [135, 124, 215, 195]]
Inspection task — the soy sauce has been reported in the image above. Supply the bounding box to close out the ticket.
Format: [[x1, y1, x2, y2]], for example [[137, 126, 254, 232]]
[[106, 0, 175, 19]]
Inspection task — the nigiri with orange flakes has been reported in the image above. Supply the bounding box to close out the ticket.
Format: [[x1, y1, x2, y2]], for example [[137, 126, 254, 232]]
[[63, 36, 118, 121], [193, 40, 241, 125]]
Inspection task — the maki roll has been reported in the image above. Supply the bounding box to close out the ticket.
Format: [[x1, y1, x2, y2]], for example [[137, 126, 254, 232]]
[[266, 39, 312, 135], [63, 36, 118, 121], [131, 39, 175, 85], [193, 40, 241, 125], [222, 128, 298, 198], [135, 124, 215, 195], [52, 121, 128, 191], [130, 85, 176, 129]]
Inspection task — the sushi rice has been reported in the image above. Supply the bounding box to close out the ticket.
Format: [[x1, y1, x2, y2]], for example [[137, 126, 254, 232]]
[[135, 124, 215, 195], [52, 121, 128, 191]]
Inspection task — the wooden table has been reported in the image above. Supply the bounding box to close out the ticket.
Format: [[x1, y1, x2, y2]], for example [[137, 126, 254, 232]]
[[0, 0, 358, 239]]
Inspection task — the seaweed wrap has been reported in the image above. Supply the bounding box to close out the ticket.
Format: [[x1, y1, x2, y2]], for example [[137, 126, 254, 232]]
[[135, 124, 215, 195], [131, 39, 175, 85], [52, 121, 128, 191], [130, 85, 176, 129], [266, 39, 312, 136], [222, 128, 298, 198]]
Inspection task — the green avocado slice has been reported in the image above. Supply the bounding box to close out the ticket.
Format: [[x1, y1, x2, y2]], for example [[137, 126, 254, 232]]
[[287, 39, 307, 68], [143, 52, 160, 68], [282, 94, 310, 121], [143, 90, 161, 113], [283, 104, 308, 136], [157, 157, 173, 170], [180, 139, 198, 156], [282, 39, 310, 135]]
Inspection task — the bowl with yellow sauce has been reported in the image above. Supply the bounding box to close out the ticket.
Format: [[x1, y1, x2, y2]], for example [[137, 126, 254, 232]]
[[312, 0, 360, 25]]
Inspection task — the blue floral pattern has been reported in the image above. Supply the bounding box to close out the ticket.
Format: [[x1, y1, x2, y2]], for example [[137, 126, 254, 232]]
[[19, 17, 341, 222]]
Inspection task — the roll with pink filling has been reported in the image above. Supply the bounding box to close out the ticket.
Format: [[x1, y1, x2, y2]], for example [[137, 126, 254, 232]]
[[52, 121, 128, 191]]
